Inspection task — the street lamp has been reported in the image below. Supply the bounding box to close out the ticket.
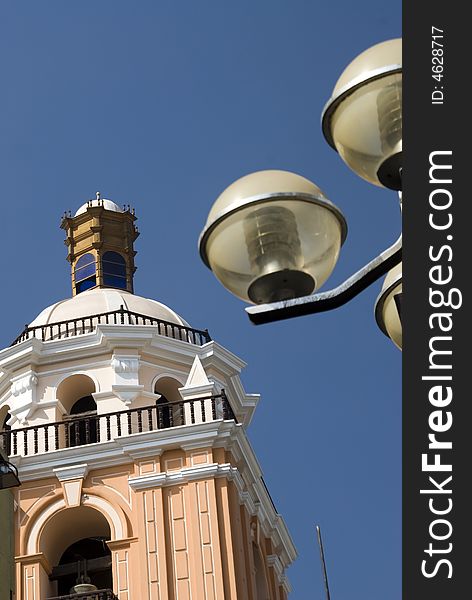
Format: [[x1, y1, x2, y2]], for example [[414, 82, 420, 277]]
[[0, 449, 20, 490], [199, 38, 402, 349], [199, 38, 402, 596]]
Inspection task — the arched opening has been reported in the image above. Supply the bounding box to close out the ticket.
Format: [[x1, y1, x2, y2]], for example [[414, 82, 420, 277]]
[[38, 505, 112, 598], [102, 251, 127, 290], [57, 375, 98, 447], [67, 395, 98, 446], [0, 405, 12, 455], [54, 537, 112, 595], [154, 377, 183, 429], [74, 253, 97, 294]]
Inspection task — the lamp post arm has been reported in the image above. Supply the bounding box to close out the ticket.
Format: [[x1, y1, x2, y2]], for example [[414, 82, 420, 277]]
[[246, 234, 402, 325]]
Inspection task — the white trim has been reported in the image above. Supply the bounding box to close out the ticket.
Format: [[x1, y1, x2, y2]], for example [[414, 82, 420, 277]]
[[10, 411, 296, 570], [151, 371, 186, 391], [27, 497, 65, 555], [32, 359, 112, 378], [53, 463, 89, 481], [26, 493, 125, 556], [128, 462, 236, 490], [0, 328, 257, 426], [83, 494, 125, 539], [54, 370, 100, 394]]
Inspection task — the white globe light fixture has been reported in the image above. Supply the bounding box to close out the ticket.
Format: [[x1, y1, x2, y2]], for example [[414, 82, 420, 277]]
[[322, 38, 402, 190], [375, 262, 402, 349], [199, 39, 403, 350], [199, 170, 347, 304]]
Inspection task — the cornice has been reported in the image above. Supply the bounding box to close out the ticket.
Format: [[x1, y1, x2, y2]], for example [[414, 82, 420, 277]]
[[128, 462, 237, 490]]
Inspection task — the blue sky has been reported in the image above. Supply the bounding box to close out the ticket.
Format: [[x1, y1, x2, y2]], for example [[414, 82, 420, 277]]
[[0, 2, 401, 598]]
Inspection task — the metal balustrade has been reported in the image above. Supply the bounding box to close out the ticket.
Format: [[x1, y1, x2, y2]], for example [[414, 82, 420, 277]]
[[11, 306, 211, 346], [0, 392, 235, 458]]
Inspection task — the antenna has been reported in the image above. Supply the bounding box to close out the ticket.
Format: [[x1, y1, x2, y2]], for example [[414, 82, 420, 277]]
[[316, 525, 331, 600]]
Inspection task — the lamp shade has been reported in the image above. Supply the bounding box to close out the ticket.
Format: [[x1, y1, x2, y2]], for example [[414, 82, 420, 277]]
[[375, 261, 402, 349], [73, 584, 98, 593], [0, 457, 20, 489], [322, 39, 402, 189], [199, 170, 347, 304]]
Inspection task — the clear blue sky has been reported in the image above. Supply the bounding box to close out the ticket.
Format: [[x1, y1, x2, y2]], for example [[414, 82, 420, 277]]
[[0, 2, 401, 598]]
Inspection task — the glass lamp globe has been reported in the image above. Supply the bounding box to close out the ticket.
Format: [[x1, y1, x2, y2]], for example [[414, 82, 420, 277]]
[[322, 38, 402, 190], [199, 170, 347, 304], [375, 261, 402, 349]]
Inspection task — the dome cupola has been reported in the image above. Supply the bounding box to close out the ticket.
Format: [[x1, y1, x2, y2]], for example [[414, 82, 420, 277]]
[[61, 192, 139, 296]]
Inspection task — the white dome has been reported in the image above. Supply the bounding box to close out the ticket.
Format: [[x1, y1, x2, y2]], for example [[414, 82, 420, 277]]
[[30, 288, 189, 328], [75, 198, 123, 216]]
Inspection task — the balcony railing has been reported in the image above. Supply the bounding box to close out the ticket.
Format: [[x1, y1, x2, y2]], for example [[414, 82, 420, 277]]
[[0, 392, 235, 458], [11, 306, 211, 346], [47, 589, 118, 600]]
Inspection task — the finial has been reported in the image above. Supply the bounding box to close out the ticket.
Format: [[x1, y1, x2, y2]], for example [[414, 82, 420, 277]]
[[96, 191, 101, 201]]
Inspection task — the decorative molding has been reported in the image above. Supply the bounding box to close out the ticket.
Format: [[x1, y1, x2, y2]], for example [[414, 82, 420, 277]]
[[111, 384, 144, 405], [54, 463, 89, 507], [151, 370, 187, 389], [11, 372, 38, 396], [179, 382, 216, 401], [15, 552, 53, 576], [128, 462, 237, 490], [127, 456, 295, 576], [9, 371, 39, 425], [9, 408, 296, 571], [266, 554, 284, 580], [63, 480, 83, 507], [185, 355, 210, 387], [28, 359, 112, 379], [111, 355, 141, 407], [266, 554, 292, 593], [54, 370, 100, 394], [53, 463, 89, 482], [111, 356, 140, 374]]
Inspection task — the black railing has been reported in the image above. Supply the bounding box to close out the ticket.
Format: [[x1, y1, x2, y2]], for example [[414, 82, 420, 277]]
[[0, 392, 235, 457], [47, 589, 118, 600], [11, 306, 211, 346]]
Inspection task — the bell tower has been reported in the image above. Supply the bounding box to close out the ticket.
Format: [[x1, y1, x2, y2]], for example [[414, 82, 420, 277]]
[[1, 195, 295, 600], [61, 192, 139, 295]]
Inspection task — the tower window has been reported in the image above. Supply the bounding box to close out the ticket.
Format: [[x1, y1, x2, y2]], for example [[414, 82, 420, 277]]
[[66, 395, 98, 447], [75, 253, 96, 294], [102, 251, 127, 290]]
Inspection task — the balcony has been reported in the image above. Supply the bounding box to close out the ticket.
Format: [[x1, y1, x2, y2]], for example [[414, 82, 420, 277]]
[[47, 589, 118, 600], [11, 306, 211, 346], [0, 392, 235, 458]]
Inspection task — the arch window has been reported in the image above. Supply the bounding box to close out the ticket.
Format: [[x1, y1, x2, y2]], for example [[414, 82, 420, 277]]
[[38, 505, 113, 598], [154, 377, 183, 428], [75, 253, 96, 294], [66, 395, 98, 447], [102, 251, 127, 290]]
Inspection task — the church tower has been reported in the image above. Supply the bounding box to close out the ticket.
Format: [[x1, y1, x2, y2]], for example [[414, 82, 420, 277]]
[[0, 196, 295, 600]]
